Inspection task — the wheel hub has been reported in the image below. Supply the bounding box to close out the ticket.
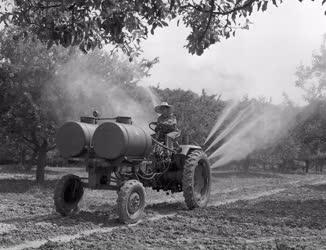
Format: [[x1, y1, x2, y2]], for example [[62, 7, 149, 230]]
[[128, 192, 141, 214], [64, 180, 81, 203], [194, 162, 207, 201]]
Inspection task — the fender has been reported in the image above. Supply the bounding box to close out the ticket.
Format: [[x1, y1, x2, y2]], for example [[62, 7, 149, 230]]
[[177, 145, 202, 156], [173, 145, 203, 169]]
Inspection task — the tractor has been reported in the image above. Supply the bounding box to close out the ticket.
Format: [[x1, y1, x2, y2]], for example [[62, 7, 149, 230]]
[[54, 112, 211, 224]]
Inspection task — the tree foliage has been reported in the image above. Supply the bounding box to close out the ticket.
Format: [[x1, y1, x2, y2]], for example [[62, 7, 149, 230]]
[[296, 35, 326, 102], [292, 36, 326, 161], [0, 27, 71, 181], [1, 0, 321, 56]]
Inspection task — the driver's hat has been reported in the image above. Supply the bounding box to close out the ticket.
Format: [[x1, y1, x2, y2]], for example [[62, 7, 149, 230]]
[[154, 102, 173, 114]]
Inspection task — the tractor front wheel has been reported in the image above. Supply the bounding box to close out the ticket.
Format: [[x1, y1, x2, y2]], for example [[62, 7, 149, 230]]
[[117, 180, 146, 224], [183, 150, 211, 209], [54, 174, 84, 216]]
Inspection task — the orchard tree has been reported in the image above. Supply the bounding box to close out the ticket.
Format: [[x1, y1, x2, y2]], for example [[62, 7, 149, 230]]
[[0, 28, 70, 183], [1, 0, 325, 56], [296, 35, 326, 102], [294, 36, 326, 163], [292, 101, 326, 154]]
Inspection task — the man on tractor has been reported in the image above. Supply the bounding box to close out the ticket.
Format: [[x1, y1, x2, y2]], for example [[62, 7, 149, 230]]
[[154, 102, 180, 149]]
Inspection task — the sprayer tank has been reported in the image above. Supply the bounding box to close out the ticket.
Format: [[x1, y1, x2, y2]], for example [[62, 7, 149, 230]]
[[93, 122, 152, 160], [56, 121, 97, 158]]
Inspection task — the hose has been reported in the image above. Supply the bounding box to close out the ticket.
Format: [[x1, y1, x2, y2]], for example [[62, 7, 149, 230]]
[[137, 157, 171, 181]]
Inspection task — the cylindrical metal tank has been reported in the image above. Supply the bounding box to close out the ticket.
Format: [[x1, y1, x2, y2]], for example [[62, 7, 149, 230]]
[[93, 122, 152, 160], [56, 122, 97, 158]]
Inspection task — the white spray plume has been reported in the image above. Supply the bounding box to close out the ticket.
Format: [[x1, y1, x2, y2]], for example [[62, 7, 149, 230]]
[[205, 104, 253, 152], [208, 102, 297, 168], [209, 115, 262, 164], [204, 99, 239, 144], [48, 52, 158, 133], [143, 86, 160, 108]]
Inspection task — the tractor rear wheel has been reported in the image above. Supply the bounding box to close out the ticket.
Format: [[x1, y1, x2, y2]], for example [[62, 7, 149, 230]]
[[54, 174, 84, 216], [117, 180, 146, 224], [183, 150, 211, 209]]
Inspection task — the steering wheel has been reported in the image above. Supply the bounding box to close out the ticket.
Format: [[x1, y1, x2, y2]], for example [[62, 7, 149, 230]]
[[149, 122, 158, 132]]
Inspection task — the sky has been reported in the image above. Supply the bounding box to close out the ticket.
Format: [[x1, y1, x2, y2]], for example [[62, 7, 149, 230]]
[[140, 1, 326, 105]]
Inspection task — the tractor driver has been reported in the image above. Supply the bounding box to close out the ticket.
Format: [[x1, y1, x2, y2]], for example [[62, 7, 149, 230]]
[[154, 102, 180, 148]]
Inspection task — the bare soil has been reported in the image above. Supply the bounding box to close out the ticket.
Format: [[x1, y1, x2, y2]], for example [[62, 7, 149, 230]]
[[0, 166, 326, 249]]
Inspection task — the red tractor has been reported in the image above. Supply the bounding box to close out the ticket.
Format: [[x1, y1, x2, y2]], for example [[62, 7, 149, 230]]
[[55, 113, 211, 223]]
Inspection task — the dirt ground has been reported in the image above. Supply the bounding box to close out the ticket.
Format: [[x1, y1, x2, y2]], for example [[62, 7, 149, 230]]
[[0, 166, 326, 250]]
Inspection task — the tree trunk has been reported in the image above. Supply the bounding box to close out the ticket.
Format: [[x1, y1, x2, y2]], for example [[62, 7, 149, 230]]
[[305, 160, 310, 173], [279, 160, 285, 173], [184, 135, 189, 145], [36, 140, 48, 184], [242, 157, 250, 172], [25, 150, 37, 171], [288, 159, 295, 172], [19, 147, 26, 169]]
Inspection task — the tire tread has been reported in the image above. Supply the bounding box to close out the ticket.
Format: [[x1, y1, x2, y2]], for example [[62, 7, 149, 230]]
[[182, 150, 211, 209]]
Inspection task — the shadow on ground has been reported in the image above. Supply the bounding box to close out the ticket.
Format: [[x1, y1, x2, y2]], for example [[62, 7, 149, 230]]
[[0, 178, 56, 193], [304, 183, 326, 191], [211, 171, 283, 179], [0, 205, 119, 227], [146, 201, 185, 213], [0, 165, 63, 175], [64, 201, 186, 226]]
